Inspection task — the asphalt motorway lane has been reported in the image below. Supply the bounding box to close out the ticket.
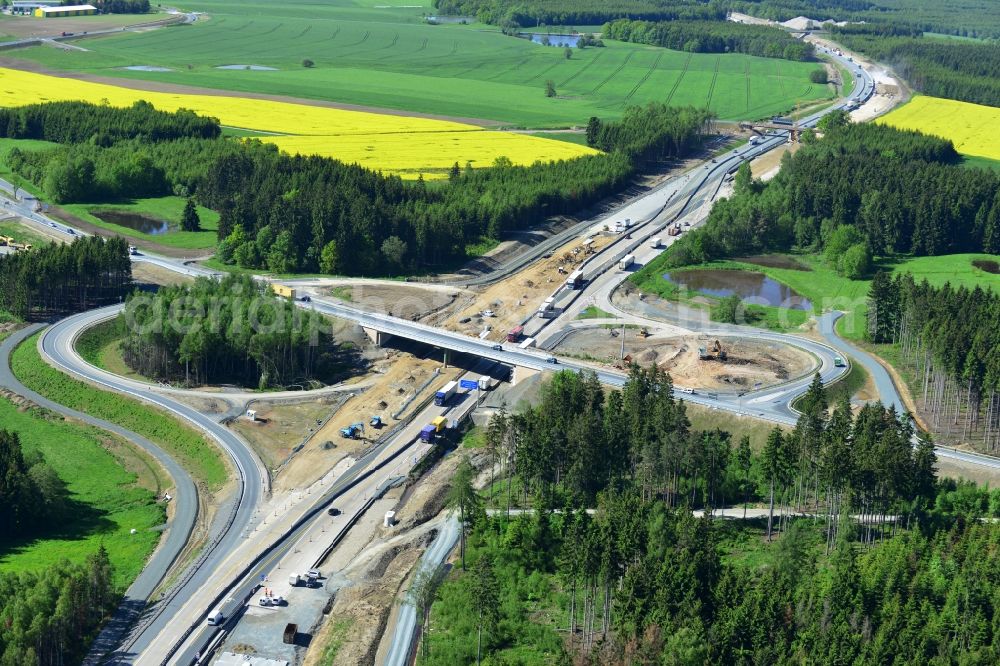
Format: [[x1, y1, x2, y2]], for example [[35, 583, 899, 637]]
[[39, 310, 270, 662], [0, 325, 199, 663]]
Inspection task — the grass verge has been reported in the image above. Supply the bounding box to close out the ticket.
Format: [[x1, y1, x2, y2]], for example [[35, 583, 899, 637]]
[[0, 220, 52, 248], [75, 317, 148, 381], [791, 361, 869, 412], [11, 331, 228, 490], [0, 396, 164, 588], [685, 402, 788, 451], [576, 305, 614, 319]]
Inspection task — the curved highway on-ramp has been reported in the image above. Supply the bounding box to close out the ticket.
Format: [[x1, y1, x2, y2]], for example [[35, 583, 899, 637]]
[[0, 325, 199, 662], [38, 307, 270, 661]]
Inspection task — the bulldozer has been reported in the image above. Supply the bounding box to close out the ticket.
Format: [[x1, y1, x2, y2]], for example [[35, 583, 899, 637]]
[[638, 328, 650, 338]]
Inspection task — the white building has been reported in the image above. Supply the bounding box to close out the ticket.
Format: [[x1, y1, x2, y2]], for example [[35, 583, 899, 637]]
[[10, 1, 62, 15]]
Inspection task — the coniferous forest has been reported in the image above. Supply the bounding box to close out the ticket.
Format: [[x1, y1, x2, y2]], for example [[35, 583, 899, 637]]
[[868, 272, 1000, 452], [118, 274, 359, 388], [603, 18, 815, 61], [0, 236, 132, 321], [420, 366, 1000, 665], [663, 116, 1000, 269], [432, 0, 725, 28]]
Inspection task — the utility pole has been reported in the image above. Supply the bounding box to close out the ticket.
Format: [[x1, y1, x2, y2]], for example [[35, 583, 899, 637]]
[[620, 322, 626, 360]]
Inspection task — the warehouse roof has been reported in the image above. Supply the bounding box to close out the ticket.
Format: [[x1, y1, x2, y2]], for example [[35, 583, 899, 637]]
[[37, 4, 97, 12]]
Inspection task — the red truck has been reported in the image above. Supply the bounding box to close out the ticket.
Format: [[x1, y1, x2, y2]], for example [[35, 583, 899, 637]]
[[507, 325, 524, 343]]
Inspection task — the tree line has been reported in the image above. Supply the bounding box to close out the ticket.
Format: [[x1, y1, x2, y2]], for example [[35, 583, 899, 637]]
[[482, 366, 934, 543], [0, 430, 70, 540], [432, 0, 725, 29], [0, 547, 117, 665], [585, 103, 713, 164], [725, 0, 1000, 39], [202, 105, 706, 275], [118, 274, 357, 389], [10, 100, 709, 275], [660, 116, 1000, 270], [0, 100, 219, 146], [88, 0, 151, 13], [417, 366, 1000, 664], [0, 236, 132, 321], [868, 271, 1000, 453], [603, 17, 815, 61], [831, 31, 1000, 108], [10, 135, 242, 203]]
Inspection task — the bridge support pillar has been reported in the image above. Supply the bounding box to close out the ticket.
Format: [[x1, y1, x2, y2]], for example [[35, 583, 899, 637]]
[[362, 327, 391, 347], [512, 365, 539, 387]]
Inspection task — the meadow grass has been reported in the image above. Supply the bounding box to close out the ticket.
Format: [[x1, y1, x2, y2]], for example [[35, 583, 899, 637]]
[[11, 332, 229, 490], [0, 137, 57, 196], [577, 305, 614, 319], [686, 402, 787, 451], [4, 0, 833, 128], [61, 196, 220, 250], [635, 252, 1000, 342], [0, 397, 163, 588], [0, 220, 51, 247], [964, 155, 1000, 173], [75, 317, 148, 381]]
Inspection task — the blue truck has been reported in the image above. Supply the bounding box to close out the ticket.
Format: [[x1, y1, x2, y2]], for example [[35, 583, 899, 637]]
[[434, 380, 458, 406]]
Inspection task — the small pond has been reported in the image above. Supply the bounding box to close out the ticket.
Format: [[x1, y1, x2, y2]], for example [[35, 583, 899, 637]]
[[521, 32, 581, 47], [94, 210, 170, 236], [664, 269, 813, 310]]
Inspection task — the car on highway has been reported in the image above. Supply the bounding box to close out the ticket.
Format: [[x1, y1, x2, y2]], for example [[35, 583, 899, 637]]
[[327, 507, 341, 516], [542, 251, 553, 259], [206, 608, 225, 626], [300, 295, 311, 302], [67, 229, 75, 235], [546, 356, 558, 364], [491, 343, 503, 351]]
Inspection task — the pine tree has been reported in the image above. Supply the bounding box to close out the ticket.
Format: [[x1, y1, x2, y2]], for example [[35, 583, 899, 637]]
[[472, 554, 500, 664], [180, 196, 200, 232], [447, 456, 480, 570]]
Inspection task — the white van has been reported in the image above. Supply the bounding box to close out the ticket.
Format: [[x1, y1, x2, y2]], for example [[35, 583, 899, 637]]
[[207, 608, 225, 626]]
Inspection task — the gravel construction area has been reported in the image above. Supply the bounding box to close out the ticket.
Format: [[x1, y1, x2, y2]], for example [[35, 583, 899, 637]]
[[325, 283, 463, 322], [440, 234, 615, 340], [231, 394, 354, 473], [306, 452, 473, 666], [275, 352, 460, 493], [554, 328, 817, 391]]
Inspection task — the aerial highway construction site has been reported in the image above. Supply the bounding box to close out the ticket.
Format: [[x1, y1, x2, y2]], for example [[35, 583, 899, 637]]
[[3, 8, 1000, 665]]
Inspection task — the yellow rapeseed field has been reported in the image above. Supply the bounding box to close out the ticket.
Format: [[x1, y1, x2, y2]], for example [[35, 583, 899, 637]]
[[877, 95, 1000, 161], [0, 67, 597, 177]]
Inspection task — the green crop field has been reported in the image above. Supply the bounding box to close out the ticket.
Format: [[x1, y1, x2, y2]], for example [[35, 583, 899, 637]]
[[2, 0, 834, 128], [0, 397, 163, 588], [11, 332, 229, 490]]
